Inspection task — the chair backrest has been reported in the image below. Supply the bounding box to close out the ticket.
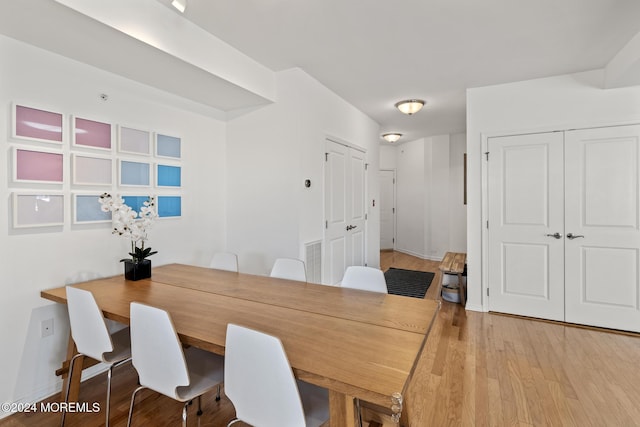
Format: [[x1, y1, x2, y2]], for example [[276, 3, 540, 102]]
[[66, 286, 114, 361], [270, 258, 307, 282], [210, 252, 239, 272], [340, 266, 388, 293], [129, 302, 190, 399], [225, 324, 306, 427]]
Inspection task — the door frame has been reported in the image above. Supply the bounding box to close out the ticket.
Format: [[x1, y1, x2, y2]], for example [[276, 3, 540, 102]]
[[322, 135, 368, 284], [480, 120, 640, 312], [379, 168, 397, 251]]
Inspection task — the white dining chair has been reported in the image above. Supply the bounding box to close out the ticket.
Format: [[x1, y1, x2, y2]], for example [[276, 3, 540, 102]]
[[270, 258, 307, 282], [224, 323, 329, 427], [341, 266, 388, 293], [62, 286, 131, 427], [210, 252, 239, 272], [127, 302, 224, 427]]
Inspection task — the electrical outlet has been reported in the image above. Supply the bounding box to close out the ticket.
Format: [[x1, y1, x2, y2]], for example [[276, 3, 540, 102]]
[[41, 318, 54, 337]]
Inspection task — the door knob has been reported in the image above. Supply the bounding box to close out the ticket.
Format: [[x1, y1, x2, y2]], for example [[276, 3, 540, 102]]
[[545, 232, 562, 239], [566, 233, 584, 240]]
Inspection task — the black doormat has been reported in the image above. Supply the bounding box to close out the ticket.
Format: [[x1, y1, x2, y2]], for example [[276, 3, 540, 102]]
[[384, 268, 435, 299]]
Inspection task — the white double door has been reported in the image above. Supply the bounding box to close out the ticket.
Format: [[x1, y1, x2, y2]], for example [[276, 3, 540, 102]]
[[324, 139, 366, 285], [488, 125, 640, 332]]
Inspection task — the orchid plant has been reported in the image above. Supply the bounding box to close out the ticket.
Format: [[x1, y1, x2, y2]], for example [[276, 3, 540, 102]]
[[99, 193, 159, 263]]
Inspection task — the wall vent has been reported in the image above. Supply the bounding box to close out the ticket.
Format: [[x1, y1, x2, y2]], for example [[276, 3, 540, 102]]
[[304, 240, 322, 284]]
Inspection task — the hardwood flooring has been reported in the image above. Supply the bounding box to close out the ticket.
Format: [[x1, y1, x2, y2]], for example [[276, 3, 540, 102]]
[[3, 251, 640, 426]]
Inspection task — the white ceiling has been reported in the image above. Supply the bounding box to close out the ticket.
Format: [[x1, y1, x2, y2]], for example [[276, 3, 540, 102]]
[[3, 0, 640, 144], [166, 0, 640, 142]]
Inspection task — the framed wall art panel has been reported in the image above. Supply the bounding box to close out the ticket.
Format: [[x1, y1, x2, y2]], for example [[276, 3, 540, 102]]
[[155, 134, 181, 159], [119, 160, 150, 187], [13, 147, 64, 184], [13, 103, 64, 144], [118, 126, 151, 155], [121, 195, 153, 214], [156, 164, 181, 187], [13, 193, 64, 228], [158, 196, 181, 218], [73, 116, 112, 150], [72, 154, 112, 186], [73, 194, 112, 224]]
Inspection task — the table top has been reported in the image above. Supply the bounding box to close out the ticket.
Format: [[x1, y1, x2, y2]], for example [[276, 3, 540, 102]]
[[41, 264, 439, 409]]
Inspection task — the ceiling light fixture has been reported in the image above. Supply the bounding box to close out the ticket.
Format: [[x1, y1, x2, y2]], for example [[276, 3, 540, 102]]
[[171, 0, 187, 13], [382, 133, 403, 143], [395, 99, 425, 115]]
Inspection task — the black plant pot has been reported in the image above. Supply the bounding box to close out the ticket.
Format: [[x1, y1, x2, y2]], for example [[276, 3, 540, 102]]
[[124, 259, 151, 281]]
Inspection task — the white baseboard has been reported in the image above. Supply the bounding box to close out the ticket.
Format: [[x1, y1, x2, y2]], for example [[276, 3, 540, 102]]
[[464, 303, 485, 312], [394, 249, 443, 261]]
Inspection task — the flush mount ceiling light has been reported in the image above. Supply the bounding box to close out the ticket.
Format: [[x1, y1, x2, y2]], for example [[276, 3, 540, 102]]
[[171, 0, 187, 13], [395, 99, 425, 115], [382, 133, 403, 143]]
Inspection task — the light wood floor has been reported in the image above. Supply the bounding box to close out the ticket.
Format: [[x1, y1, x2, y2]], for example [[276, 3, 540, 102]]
[[3, 251, 640, 426]]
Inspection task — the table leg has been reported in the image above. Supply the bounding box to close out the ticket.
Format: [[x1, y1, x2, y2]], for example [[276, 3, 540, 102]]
[[329, 390, 356, 427], [60, 333, 84, 402]]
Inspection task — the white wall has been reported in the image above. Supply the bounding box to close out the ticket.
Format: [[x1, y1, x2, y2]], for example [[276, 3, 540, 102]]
[[449, 132, 467, 252], [466, 69, 640, 311], [226, 68, 381, 277], [395, 138, 426, 257], [0, 35, 227, 412], [390, 134, 467, 260]]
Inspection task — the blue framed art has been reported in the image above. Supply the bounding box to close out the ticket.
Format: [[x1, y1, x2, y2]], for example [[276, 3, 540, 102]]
[[119, 160, 150, 187], [121, 195, 153, 214], [156, 164, 181, 187], [158, 196, 181, 218], [155, 134, 181, 159], [73, 194, 111, 224]]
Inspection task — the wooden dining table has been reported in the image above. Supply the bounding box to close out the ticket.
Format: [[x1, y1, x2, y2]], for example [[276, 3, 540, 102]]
[[41, 263, 440, 426]]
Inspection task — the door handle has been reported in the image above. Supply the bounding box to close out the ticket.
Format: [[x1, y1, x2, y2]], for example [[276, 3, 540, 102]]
[[346, 225, 358, 231], [566, 233, 584, 240], [545, 232, 562, 239]]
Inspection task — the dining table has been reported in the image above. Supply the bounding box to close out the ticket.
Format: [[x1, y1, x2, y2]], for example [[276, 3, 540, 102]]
[[41, 263, 440, 426]]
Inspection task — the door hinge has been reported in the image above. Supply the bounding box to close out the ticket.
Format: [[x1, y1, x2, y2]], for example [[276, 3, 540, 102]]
[[365, 163, 369, 170], [393, 178, 396, 184], [392, 207, 395, 214], [486, 220, 489, 229], [325, 153, 328, 161], [365, 213, 368, 220], [485, 151, 489, 161], [325, 220, 328, 229], [392, 238, 395, 243], [487, 288, 490, 296]]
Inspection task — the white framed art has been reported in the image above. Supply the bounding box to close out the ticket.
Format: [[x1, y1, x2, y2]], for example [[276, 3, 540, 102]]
[[72, 154, 112, 186], [118, 125, 151, 156], [13, 192, 65, 228]]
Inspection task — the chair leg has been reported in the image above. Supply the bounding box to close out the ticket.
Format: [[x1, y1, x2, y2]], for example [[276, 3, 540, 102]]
[[60, 353, 83, 427], [105, 358, 130, 427], [182, 401, 189, 427], [197, 395, 203, 416], [216, 384, 221, 401], [126, 386, 146, 427], [105, 365, 113, 427]]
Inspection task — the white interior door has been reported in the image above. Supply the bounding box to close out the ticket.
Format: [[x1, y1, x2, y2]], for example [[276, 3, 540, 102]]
[[564, 125, 640, 332], [487, 132, 565, 321], [324, 139, 366, 285], [379, 169, 395, 250]]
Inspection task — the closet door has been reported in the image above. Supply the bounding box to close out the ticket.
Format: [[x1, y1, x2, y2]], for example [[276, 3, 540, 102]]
[[565, 125, 640, 332], [487, 132, 565, 320]]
